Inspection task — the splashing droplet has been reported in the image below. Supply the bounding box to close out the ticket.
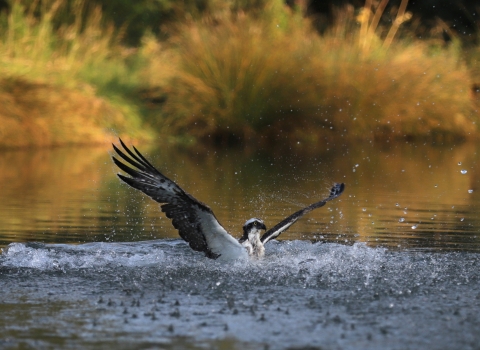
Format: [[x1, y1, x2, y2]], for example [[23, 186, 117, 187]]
[[461, 170, 467, 174]]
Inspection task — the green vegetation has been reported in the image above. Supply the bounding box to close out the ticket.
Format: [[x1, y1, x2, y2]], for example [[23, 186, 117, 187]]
[[0, 0, 479, 148], [0, 0, 153, 147]]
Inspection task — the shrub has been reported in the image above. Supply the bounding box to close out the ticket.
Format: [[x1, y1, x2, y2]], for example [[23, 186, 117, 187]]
[[157, 0, 477, 145]]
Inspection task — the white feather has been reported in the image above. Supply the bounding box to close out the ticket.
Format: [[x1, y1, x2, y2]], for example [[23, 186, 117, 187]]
[[196, 209, 248, 261], [244, 217, 264, 226], [269, 221, 295, 238]]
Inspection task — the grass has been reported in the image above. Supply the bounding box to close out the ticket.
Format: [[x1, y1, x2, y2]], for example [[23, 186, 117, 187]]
[[0, 0, 153, 148], [158, 4, 329, 145], [0, 0, 478, 148], [309, 23, 475, 142], [152, 0, 478, 145], [0, 76, 147, 148]]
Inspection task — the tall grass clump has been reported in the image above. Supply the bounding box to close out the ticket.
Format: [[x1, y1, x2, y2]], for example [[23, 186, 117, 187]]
[[161, 1, 327, 144], [159, 0, 477, 145], [312, 2, 478, 141], [310, 2, 476, 142]]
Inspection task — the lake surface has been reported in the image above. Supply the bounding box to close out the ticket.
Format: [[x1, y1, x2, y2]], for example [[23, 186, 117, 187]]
[[1, 140, 480, 349]]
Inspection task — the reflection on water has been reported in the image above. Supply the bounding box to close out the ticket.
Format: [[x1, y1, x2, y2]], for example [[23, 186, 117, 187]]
[[0, 141, 479, 251], [2, 141, 480, 349]]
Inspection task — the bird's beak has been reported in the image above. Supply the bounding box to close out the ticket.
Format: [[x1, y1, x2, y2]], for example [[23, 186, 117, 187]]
[[260, 223, 266, 230]]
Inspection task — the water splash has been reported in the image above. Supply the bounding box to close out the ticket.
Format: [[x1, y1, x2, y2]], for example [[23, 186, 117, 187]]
[[1, 240, 479, 350]]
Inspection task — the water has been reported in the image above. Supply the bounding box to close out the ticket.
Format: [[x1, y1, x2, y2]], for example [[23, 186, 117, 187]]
[[1, 141, 480, 349], [1, 241, 479, 349]]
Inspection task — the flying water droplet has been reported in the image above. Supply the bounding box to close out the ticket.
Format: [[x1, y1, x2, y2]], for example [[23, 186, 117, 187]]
[[468, 189, 474, 194], [399, 218, 405, 223], [411, 225, 418, 229], [460, 170, 467, 174]]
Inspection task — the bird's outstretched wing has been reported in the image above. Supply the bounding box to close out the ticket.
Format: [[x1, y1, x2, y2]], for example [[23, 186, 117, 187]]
[[112, 139, 246, 260], [261, 183, 345, 244]]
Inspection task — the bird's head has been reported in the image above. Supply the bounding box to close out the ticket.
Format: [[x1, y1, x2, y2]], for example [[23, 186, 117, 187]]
[[240, 218, 266, 242]]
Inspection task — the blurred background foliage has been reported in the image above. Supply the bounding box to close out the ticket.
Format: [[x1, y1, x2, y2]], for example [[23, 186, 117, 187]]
[[0, 0, 479, 148]]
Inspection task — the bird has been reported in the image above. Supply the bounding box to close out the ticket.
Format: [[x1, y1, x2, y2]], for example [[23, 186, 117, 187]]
[[112, 139, 345, 261]]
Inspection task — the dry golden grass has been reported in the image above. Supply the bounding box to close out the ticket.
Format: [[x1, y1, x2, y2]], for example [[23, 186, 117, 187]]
[[0, 78, 151, 148], [160, 9, 328, 144], [309, 37, 475, 141], [152, 1, 478, 145]]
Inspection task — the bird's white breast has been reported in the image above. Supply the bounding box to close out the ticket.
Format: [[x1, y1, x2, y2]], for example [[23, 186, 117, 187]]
[[196, 209, 248, 261]]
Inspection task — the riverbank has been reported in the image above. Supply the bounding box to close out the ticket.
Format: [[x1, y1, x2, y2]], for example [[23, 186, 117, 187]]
[[0, 77, 153, 148], [0, 0, 479, 148]]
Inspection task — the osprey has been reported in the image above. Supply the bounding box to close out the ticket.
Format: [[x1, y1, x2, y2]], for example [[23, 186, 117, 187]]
[[112, 139, 345, 261]]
